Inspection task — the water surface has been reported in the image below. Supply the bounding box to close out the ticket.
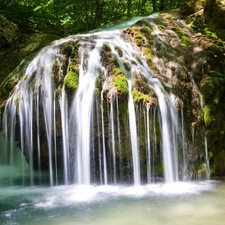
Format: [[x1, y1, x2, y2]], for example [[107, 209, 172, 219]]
[[0, 180, 224, 225]]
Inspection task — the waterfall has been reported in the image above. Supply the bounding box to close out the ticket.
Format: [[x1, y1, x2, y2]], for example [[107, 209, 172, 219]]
[[146, 104, 151, 183], [0, 13, 210, 186], [128, 78, 141, 185], [101, 88, 108, 185], [59, 87, 69, 184]]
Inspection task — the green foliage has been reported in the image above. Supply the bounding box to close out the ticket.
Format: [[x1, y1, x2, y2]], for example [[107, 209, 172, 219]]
[[0, 0, 191, 36], [113, 75, 128, 95]]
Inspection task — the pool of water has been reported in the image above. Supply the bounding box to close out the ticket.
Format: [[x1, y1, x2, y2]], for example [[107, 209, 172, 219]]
[[0, 180, 224, 225]]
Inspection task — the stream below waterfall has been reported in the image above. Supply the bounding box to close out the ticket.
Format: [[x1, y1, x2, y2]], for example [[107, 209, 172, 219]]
[[0, 180, 225, 225]]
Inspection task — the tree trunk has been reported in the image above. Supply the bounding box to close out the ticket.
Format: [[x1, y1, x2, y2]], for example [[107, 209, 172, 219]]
[[151, 0, 157, 11], [159, 0, 165, 11], [127, 0, 132, 17]]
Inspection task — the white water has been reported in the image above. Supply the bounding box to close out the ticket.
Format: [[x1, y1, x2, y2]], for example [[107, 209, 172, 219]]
[[146, 104, 151, 183], [128, 78, 141, 185], [59, 87, 69, 184]]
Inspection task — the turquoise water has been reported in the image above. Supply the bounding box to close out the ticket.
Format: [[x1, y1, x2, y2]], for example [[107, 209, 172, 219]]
[[0, 180, 224, 225]]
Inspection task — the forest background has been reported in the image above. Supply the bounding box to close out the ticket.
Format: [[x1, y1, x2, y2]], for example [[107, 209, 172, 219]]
[[0, 0, 216, 36]]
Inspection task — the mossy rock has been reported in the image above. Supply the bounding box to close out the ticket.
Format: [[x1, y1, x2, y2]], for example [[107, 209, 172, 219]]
[[203, 105, 213, 127], [132, 89, 156, 105], [62, 44, 73, 58], [95, 74, 104, 96], [113, 75, 128, 96], [133, 77, 153, 95], [0, 33, 60, 112], [181, 35, 192, 46], [64, 71, 79, 93]]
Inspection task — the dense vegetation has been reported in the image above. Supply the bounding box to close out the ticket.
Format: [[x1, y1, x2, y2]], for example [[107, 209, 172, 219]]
[[0, 0, 191, 35]]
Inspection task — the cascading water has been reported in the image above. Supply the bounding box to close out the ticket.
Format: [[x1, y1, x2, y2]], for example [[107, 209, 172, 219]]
[[0, 13, 210, 187]]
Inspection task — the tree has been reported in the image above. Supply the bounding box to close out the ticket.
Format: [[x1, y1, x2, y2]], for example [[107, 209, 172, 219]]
[[0, 0, 192, 35], [127, 0, 132, 17]]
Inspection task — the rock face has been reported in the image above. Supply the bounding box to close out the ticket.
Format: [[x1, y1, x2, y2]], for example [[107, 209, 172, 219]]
[[0, 7, 225, 183], [179, 0, 225, 176], [0, 27, 60, 113], [0, 15, 18, 48]]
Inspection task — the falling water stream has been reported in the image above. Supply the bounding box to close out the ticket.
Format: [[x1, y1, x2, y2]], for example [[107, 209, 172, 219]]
[[0, 12, 215, 225]]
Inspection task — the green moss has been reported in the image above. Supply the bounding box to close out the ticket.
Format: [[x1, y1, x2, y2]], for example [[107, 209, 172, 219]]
[[64, 71, 79, 91], [70, 42, 80, 61], [156, 23, 164, 31], [189, 20, 197, 29], [13, 93, 20, 105], [133, 28, 145, 47], [95, 75, 103, 96], [102, 44, 111, 52], [202, 75, 224, 103], [113, 75, 128, 95], [135, 36, 143, 47], [133, 78, 152, 95], [29, 77, 37, 89], [113, 67, 124, 75], [143, 47, 153, 65], [55, 86, 62, 95], [69, 63, 79, 73], [198, 163, 206, 175], [52, 60, 59, 77], [121, 59, 131, 72], [181, 35, 191, 46], [71, 49, 79, 60], [132, 89, 154, 104], [203, 105, 213, 127], [204, 27, 218, 39], [140, 26, 152, 36]]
